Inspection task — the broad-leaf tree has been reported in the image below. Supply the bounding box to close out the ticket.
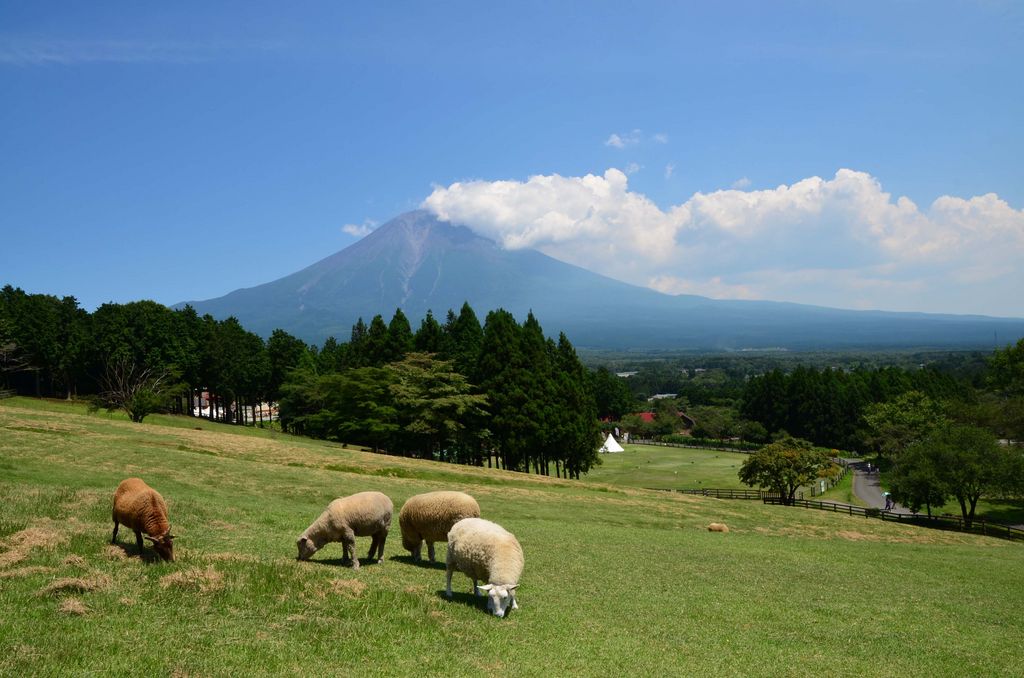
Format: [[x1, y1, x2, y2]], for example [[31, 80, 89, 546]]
[[738, 436, 839, 505]]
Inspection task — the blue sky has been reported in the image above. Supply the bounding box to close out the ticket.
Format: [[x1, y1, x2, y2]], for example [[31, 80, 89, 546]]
[[2, 1, 1022, 316]]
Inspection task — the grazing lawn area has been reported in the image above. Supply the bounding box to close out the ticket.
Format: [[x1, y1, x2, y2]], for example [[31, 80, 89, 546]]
[[584, 443, 751, 490], [817, 471, 866, 507], [2, 399, 1024, 677]]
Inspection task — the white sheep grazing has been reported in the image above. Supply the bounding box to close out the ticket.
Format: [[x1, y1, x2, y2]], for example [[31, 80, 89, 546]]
[[445, 517, 523, 617], [296, 491, 393, 569], [111, 477, 175, 562], [399, 491, 480, 562]]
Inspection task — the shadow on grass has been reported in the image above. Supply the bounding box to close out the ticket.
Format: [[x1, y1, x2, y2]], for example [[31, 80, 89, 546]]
[[435, 589, 518, 618], [436, 589, 486, 612], [976, 500, 1024, 526], [390, 554, 446, 570], [302, 556, 383, 569], [109, 541, 159, 564]]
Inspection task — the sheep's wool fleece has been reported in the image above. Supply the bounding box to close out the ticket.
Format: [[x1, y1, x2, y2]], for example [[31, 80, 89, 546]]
[[305, 492, 393, 541], [112, 478, 170, 537], [447, 518, 523, 585], [399, 491, 480, 544]]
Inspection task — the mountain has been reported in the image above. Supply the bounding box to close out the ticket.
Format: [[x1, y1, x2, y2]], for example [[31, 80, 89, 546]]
[[176, 210, 1024, 350]]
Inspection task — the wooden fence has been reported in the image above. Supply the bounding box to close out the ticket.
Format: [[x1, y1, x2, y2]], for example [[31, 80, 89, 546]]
[[0, 389, 15, 399], [661, 487, 797, 501], [762, 497, 1024, 542]]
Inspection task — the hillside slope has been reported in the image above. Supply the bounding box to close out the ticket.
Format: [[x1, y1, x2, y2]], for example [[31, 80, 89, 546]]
[[2, 399, 1023, 676]]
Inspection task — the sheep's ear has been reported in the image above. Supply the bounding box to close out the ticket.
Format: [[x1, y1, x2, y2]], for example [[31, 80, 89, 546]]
[[143, 536, 156, 543], [508, 584, 519, 590], [477, 584, 493, 592]]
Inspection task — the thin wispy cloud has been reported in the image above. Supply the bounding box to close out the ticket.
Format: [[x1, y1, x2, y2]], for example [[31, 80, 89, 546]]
[[731, 176, 751, 189], [605, 129, 669, 150], [0, 37, 281, 66], [604, 129, 641, 149], [664, 163, 675, 179], [341, 219, 378, 238], [423, 168, 1024, 315]]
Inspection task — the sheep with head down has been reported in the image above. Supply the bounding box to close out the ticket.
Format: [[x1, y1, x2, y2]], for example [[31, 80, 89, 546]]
[[445, 517, 523, 617], [296, 491, 392, 569], [399, 491, 480, 563], [111, 478, 175, 562]]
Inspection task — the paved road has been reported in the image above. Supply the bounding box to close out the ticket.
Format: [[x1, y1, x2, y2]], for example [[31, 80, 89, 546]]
[[847, 460, 912, 514]]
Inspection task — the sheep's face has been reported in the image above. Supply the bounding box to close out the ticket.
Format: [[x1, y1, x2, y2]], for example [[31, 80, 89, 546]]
[[146, 533, 175, 562], [479, 584, 518, 618], [296, 536, 318, 561]]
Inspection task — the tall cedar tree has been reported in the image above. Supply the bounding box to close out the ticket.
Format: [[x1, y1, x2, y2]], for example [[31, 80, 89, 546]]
[[551, 333, 601, 478], [363, 315, 389, 367], [414, 311, 445, 354], [476, 309, 526, 471], [385, 308, 414, 363], [446, 302, 483, 377]]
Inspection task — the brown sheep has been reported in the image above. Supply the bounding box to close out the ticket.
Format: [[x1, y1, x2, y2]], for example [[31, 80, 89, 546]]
[[111, 478, 175, 562]]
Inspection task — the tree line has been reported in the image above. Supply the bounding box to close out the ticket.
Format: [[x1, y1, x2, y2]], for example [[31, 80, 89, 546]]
[[0, 285, 601, 478]]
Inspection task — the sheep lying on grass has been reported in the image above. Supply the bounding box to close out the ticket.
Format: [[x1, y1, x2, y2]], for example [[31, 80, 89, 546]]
[[445, 518, 523, 617], [399, 491, 480, 562], [111, 478, 175, 562], [297, 492, 392, 569], [707, 522, 729, 533]]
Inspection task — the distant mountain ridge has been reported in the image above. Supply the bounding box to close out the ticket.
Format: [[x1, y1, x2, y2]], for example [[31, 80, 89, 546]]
[[176, 210, 1024, 350]]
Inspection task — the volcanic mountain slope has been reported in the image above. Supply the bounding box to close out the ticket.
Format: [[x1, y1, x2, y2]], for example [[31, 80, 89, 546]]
[[177, 210, 1024, 349]]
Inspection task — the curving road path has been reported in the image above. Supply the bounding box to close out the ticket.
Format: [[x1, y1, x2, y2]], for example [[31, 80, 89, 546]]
[[844, 460, 912, 514]]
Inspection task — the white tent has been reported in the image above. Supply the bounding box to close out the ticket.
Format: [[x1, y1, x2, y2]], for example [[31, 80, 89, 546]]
[[599, 433, 625, 453]]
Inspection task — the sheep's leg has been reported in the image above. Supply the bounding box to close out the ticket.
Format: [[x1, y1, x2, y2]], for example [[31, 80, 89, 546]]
[[368, 532, 384, 562], [472, 579, 479, 596], [427, 542, 435, 562], [375, 530, 387, 561], [445, 564, 454, 599], [111, 520, 120, 544], [134, 529, 144, 555], [412, 543, 422, 561], [342, 530, 359, 570]]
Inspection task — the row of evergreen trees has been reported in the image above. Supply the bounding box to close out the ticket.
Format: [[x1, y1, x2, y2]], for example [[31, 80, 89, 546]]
[[0, 285, 601, 477], [277, 305, 601, 478], [741, 364, 969, 450]]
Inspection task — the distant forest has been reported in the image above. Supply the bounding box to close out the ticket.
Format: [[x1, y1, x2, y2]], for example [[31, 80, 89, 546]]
[[0, 285, 602, 478], [2, 284, 1022, 472]]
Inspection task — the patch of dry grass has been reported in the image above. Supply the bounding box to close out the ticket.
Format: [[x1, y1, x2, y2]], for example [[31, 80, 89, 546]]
[[0, 565, 57, 579], [206, 551, 259, 564], [159, 566, 224, 593], [57, 597, 90, 615], [0, 522, 67, 568], [37, 573, 112, 597], [329, 578, 367, 598]]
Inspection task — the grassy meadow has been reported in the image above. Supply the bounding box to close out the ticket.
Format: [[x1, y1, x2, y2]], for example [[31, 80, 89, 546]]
[[584, 443, 751, 490], [2, 398, 1024, 676]]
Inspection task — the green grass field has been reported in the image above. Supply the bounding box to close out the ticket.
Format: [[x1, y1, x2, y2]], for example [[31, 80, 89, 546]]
[[584, 443, 751, 490], [2, 399, 1024, 676]]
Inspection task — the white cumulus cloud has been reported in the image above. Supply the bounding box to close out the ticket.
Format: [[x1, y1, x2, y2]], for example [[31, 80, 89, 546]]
[[422, 168, 1024, 315]]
